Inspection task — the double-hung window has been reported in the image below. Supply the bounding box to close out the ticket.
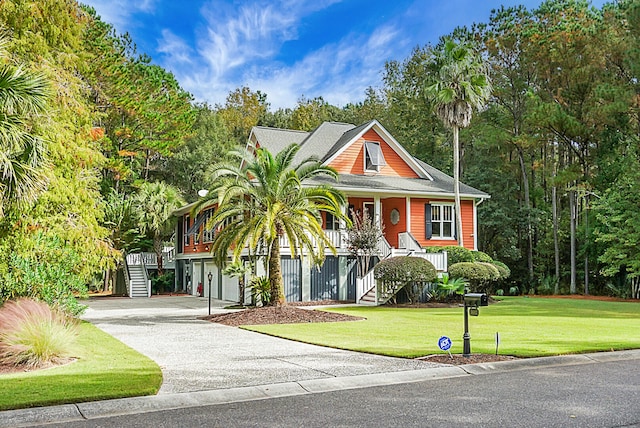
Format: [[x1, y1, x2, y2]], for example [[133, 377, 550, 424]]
[[364, 141, 386, 172], [425, 203, 455, 239]]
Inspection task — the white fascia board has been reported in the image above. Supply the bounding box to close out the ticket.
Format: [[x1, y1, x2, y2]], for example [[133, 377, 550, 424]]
[[323, 183, 487, 200], [369, 120, 433, 180], [322, 120, 433, 180]]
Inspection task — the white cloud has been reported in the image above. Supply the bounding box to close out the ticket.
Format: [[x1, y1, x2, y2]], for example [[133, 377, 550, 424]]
[[171, 1, 405, 109]]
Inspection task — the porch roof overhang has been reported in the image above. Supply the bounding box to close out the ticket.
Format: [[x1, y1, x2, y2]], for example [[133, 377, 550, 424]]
[[306, 174, 490, 201]]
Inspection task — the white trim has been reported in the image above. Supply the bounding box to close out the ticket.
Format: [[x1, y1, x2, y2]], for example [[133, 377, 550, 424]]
[[374, 197, 381, 230], [473, 199, 478, 250], [406, 197, 411, 233], [323, 120, 434, 180], [430, 202, 456, 240]]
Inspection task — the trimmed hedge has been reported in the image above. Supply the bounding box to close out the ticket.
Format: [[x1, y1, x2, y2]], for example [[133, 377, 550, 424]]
[[471, 251, 493, 263], [448, 262, 492, 282], [374, 256, 437, 284], [423, 245, 474, 268], [491, 261, 511, 279]]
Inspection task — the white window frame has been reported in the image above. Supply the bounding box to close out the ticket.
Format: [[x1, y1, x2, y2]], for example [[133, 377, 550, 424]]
[[431, 203, 456, 240], [364, 141, 386, 172]]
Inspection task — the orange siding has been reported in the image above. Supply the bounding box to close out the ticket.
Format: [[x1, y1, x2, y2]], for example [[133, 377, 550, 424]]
[[410, 198, 475, 250], [381, 198, 406, 248], [329, 130, 419, 178]]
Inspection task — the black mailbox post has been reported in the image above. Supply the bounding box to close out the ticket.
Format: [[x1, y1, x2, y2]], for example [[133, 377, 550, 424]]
[[463, 293, 488, 357]]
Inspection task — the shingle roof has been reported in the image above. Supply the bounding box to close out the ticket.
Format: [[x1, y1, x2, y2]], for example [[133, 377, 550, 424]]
[[249, 121, 489, 199], [251, 126, 309, 154]]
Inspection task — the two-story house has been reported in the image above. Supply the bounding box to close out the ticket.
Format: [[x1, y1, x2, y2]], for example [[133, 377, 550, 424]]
[[172, 120, 489, 304]]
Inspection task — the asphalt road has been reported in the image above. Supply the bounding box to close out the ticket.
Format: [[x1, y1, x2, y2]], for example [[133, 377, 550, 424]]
[[35, 358, 640, 428]]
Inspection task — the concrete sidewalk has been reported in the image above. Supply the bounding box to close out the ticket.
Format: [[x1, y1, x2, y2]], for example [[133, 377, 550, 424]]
[[3, 350, 639, 427]]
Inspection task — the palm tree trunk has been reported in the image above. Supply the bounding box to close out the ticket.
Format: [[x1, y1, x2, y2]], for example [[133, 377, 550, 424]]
[[453, 126, 464, 248], [268, 239, 285, 306], [154, 234, 164, 276]]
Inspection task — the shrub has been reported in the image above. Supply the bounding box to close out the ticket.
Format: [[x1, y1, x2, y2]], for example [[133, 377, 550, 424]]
[[374, 256, 437, 284], [152, 271, 175, 294], [0, 299, 78, 368], [374, 257, 437, 303], [491, 261, 511, 280], [477, 262, 501, 281], [0, 234, 88, 316], [471, 251, 493, 263], [496, 289, 504, 296], [433, 273, 468, 301], [448, 262, 498, 291], [424, 245, 474, 268], [249, 276, 271, 307]]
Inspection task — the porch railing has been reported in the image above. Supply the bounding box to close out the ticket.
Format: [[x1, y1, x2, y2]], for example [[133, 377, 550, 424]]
[[411, 251, 448, 272], [278, 229, 347, 250], [398, 231, 423, 252]]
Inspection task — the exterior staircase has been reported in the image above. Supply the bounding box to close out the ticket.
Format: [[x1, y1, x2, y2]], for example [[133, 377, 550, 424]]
[[125, 254, 151, 298], [356, 233, 448, 306]]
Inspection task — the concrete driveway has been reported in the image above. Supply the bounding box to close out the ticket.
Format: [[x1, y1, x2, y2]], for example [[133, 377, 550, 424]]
[[81, 296, 443, 394]]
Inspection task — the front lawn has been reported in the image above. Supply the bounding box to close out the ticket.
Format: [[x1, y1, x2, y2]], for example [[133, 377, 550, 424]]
[[244, 297, 640, 358], [0, 322, 162, 411]]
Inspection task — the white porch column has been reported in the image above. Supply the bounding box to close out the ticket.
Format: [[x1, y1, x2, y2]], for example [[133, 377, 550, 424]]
[[406, 197, 411, 233], [374, 196, 381, 230]]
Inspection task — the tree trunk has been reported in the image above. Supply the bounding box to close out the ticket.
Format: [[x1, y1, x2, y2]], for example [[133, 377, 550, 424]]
[[552, 185, 560, 294], [569, 189, 577, 294], [584, 195, 589, 295], [154, 234, 164, 276], [453, 126, 464, 248], [516, 146, 534, 281], [268, 239, 285, 306]]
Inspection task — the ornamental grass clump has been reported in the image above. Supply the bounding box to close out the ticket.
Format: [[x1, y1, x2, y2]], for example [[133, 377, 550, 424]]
[[0, 299, 78, 368]]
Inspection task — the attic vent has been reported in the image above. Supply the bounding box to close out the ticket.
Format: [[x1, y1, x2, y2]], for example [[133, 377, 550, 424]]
[[364, 141, 386, 172]]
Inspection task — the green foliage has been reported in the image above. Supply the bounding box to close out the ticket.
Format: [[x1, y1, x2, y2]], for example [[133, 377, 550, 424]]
[[375, 257, 437, 304], [134, 181, 184, 274], [197, 143, 347, 305], [433, 273, 468, 301], [249, 276, 271, 307], [374, 256, 438, 284], [471, 251, 493, 263], [491, 261, 511, 280], [448, 262, 498, 291], [0, 233, 88, 316], [424, 245, 474, 268], [151, 271, 174, 294], [0, 299, 78, 367], [0, 35, 50, 216], [495, 289, 504, 296], [163, 106, 234, 201]]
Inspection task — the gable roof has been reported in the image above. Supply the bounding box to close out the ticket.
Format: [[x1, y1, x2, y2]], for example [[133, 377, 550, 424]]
[[249, 120, 489, 200]]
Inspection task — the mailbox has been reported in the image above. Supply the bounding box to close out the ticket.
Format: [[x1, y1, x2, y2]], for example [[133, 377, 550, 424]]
[[464, 293, 488, 307]]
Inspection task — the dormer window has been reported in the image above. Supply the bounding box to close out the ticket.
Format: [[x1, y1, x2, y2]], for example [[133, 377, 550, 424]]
[[364, 141, 386, 172]]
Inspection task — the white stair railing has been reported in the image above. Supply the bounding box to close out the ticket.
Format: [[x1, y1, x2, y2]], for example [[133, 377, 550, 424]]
[[356, 268, 377, 304]]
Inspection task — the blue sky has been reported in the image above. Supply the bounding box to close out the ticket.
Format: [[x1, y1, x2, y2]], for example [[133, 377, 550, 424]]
[[81, 0, 607, 110]]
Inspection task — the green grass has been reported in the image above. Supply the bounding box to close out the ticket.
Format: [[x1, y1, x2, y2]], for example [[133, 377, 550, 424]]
[[0, 322, 162, 411], [244, 297, 640, 358]]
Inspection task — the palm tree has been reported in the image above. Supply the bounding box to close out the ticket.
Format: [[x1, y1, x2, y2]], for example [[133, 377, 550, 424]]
[[195, 143, 347, 305], [425, 38, 491, 247], [0, 36, 50, 217], [134, 181, 185, 275]]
